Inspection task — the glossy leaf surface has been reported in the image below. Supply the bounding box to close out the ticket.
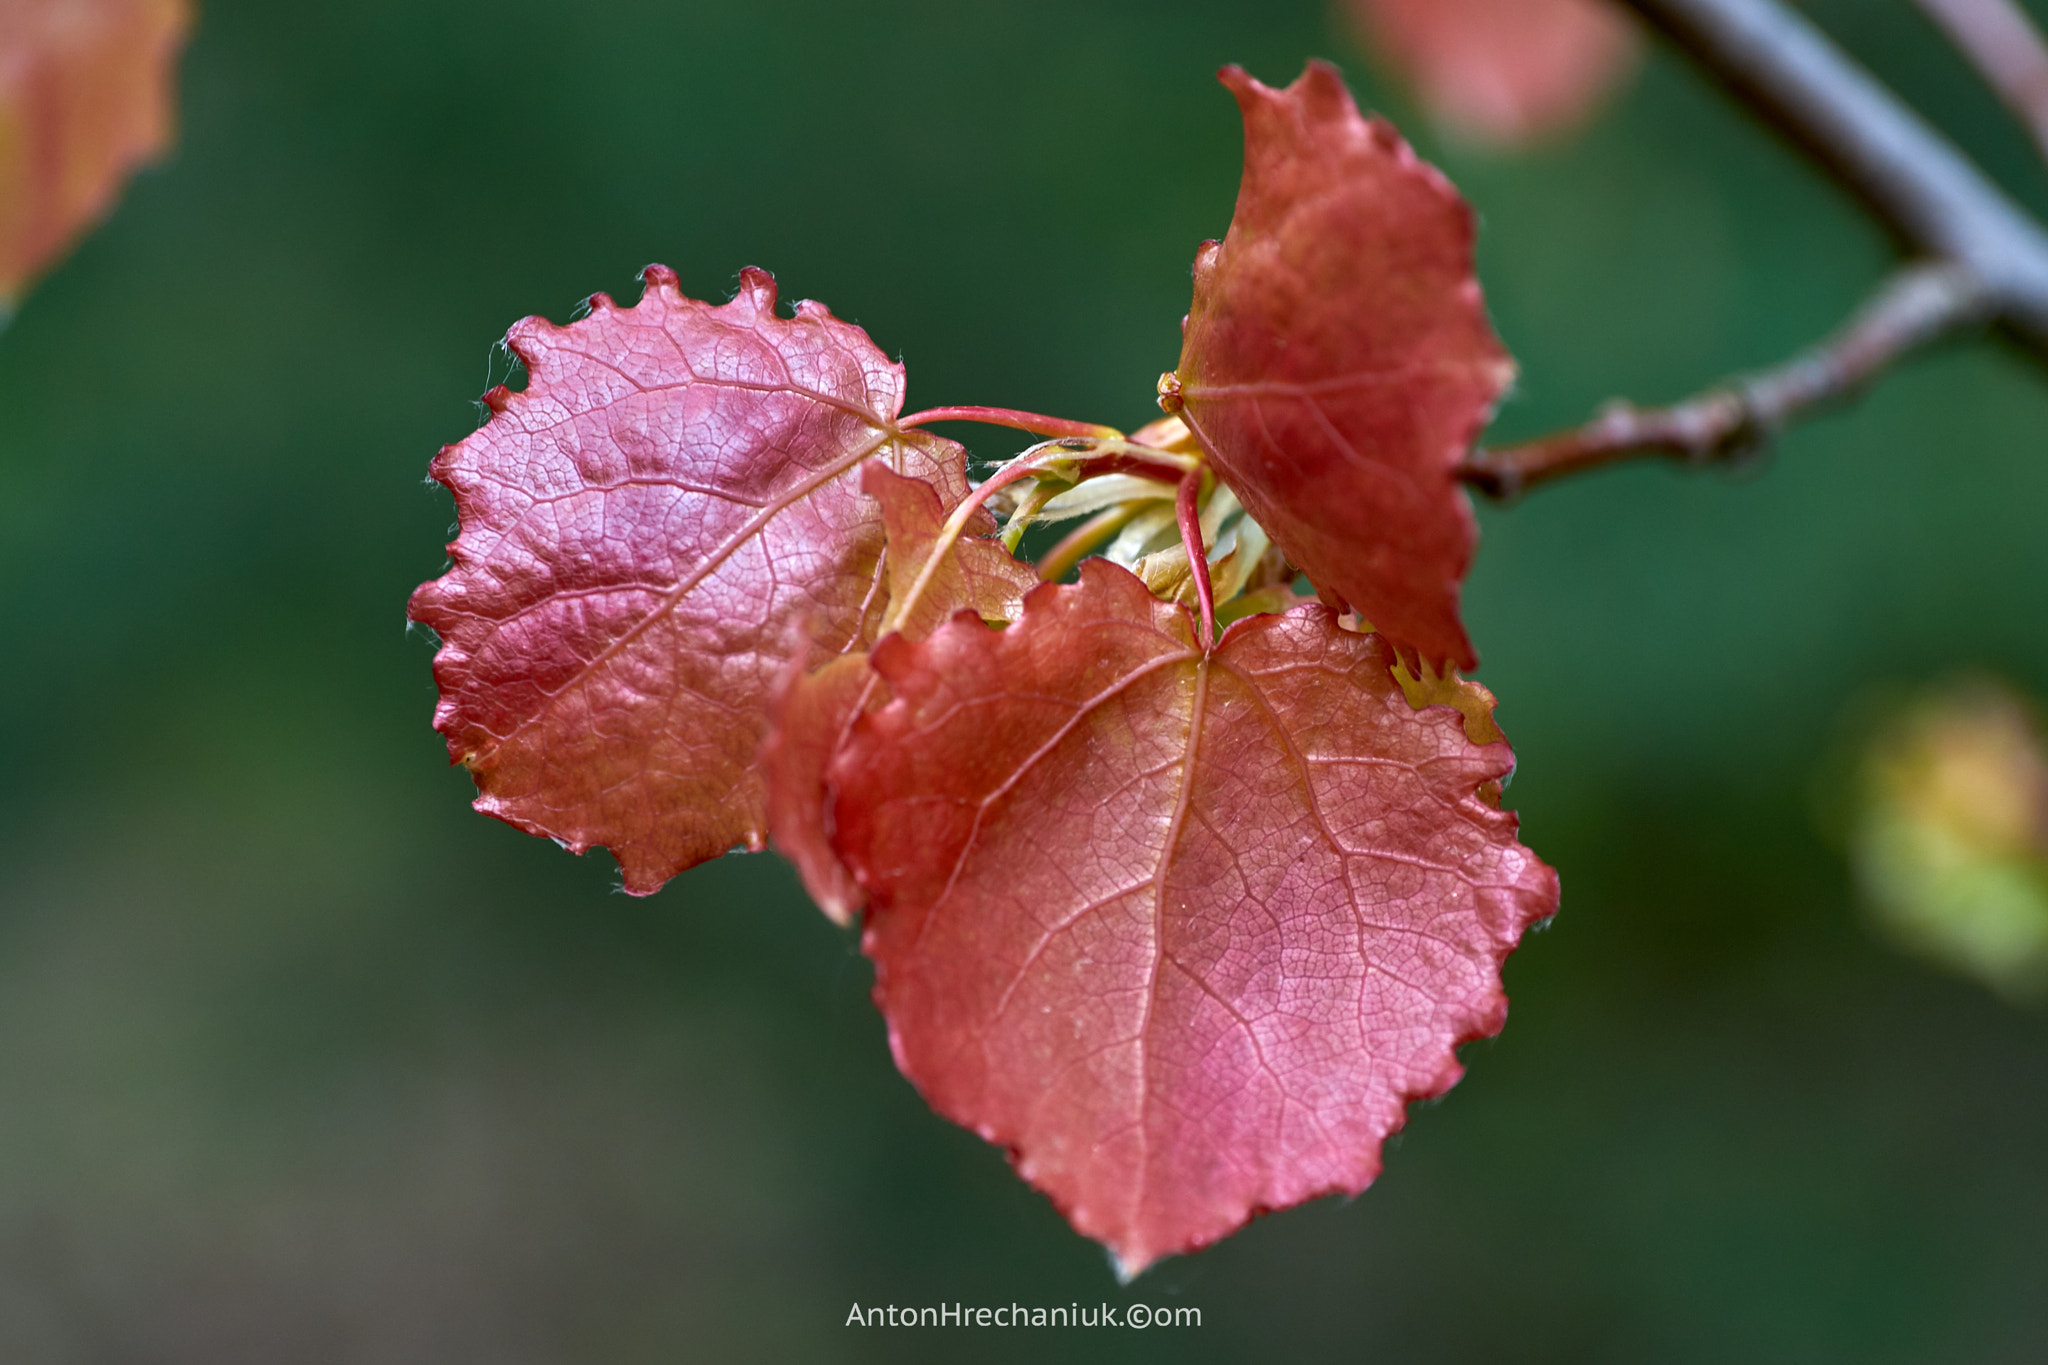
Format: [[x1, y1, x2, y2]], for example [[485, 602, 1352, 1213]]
[[1346, 0, 1637, 146], [0, 0, 189, 302], [1175, 63, 1512, 670], [830, 561, 1557, 1273], [409, 266, 970, 893]]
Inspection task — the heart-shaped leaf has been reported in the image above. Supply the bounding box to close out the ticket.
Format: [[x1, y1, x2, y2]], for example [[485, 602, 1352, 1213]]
[[829, 560, 1557, 1274]]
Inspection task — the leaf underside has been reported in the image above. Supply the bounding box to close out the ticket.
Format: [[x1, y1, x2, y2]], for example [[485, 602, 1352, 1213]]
[[1176, 62, 1513, 672], [829, 561, 1557, 1274]]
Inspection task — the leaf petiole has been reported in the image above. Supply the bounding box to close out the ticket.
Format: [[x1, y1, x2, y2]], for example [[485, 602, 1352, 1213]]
[[885, 434, 1207, 633], [1176, 466, 1218, 649], [897, 406, 1123, 441]]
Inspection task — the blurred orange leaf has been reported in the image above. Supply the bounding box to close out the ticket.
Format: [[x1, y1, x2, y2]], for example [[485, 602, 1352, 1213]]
[[0, 0, 190, 304]]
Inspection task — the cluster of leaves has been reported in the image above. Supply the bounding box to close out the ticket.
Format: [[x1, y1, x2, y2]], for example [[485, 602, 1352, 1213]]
[[411, 63, 1558, 1274], [0, 0, 190, 309]]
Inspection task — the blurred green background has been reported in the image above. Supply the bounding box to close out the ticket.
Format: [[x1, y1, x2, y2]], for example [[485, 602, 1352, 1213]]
[[3, 0, 2045, 1359]]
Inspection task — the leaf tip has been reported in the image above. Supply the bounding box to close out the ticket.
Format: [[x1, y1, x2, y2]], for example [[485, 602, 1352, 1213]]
[[1219, 59, 1358, 122], [499, 315, 552, 370], [733, 265, 780, 314], [615, 860, 676, 898]]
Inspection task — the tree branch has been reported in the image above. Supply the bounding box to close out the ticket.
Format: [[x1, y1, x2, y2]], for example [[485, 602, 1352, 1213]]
[[1462, 261, 1992, 497], [1914, 0, 2048, 168], [1621, 0, 2048, 350], [1464, 0, 2048, 501]]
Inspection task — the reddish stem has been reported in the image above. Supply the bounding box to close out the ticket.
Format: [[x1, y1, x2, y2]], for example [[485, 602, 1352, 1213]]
[[898, 406, 1122, 441], [1176, 467, 1217, 650], [1458, 260, 1987, 497]]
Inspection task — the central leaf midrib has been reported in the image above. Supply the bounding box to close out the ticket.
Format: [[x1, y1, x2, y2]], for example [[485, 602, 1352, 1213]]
[[1127, 651, 1212, 1244]]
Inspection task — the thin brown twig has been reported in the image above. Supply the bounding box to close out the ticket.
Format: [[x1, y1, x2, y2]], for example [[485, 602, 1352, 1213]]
[[1915, 0, 2048, 168], [1461, 260, 1993, 498]]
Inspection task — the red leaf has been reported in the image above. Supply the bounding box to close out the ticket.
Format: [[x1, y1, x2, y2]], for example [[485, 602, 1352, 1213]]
[[761, 460, 1038, 922], [1346, 0, 1638, 147], [408, 266, 973, 894], [1173, 63, 1513, 671], [0, 0, 191, 302], [762, 650, 877, 924], [828, 560, 1557, 1274]]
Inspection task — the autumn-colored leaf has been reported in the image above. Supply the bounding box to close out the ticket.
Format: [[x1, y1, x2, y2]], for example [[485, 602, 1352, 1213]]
[[761, 460, 1038, 922], [1171, 63, 1513, 671], [828, 560, 1557, 1274], [1345, 0, 1638, 147], [0, 0, 189, 303], [408, 265, 975, 894]]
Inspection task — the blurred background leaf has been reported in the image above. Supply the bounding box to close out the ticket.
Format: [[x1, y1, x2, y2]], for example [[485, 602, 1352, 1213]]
[[0, 0, 2045, 1360], [1342, 0, 1639, 147], [1850, 676, 2048, 1002], [0, 0, 190, 310]]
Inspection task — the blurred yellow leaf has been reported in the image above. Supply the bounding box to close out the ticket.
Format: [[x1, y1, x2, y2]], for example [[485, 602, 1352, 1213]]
[[1853, 678, 2048, 1002]]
